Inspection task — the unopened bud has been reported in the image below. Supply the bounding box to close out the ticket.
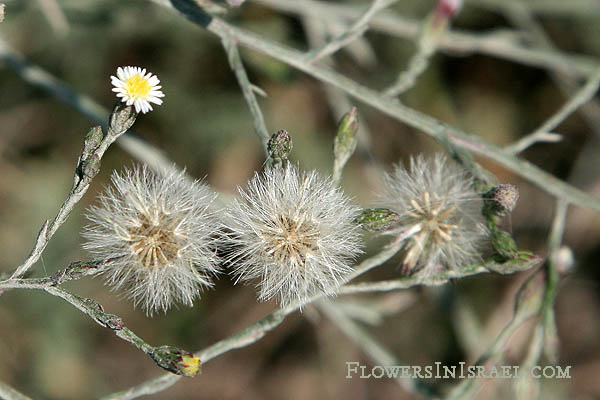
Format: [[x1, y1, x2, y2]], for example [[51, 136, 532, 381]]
[[491, 229, 518, 259], [82, 154, 101, 180], [554, 246, 575, 275], [333, 107, 359, 182], [0, 4, 5, 23], [151, 346, 201, 377], [436, 0, 463, 18], [268, 130, 292, 166], [82, 126, 104, 160], [98, 313, 124, 330], [355, 208, 400, 232], [227, 0, 245, 6], [109, 102, 137, 137], [484, 184, 519, 217], [51, 260, 102, 284]]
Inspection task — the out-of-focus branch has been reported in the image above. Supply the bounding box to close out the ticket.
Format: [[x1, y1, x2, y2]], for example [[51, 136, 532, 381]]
[[385, 0, 463, 96], [446, 266, 547, 400], [318, 300, 437, 398], [468, 0, 600, 18], [505, 68, 600, 154], [253, 0, 599, 79], [0, 381, 32, 400], [35, 0, 69, 36], [303, 0, 398, 63], [541, 200, 568, 364]]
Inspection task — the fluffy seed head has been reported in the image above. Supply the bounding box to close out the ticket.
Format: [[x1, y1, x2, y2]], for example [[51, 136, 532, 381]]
[[83, 165, 219, 315], [223, 165, 363, 307], [379, 154, 487, 275], [111, 66, 165, 114]]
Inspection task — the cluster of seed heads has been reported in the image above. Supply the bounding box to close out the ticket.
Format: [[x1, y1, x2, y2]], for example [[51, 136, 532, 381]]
[[83, 152, 494, 315]]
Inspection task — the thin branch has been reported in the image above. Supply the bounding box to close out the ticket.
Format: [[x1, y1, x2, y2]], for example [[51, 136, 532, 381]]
[[339, 254, 541, 295], [506, 68, 600, 154], [0, 261, 198, 377], [221, 34, 271, 153], [384, 0, 461, 96], [149, 0, 600, 212], [301, 17, 381, 172], [302, 0, 398, 63], [9, 120, 123, 279]]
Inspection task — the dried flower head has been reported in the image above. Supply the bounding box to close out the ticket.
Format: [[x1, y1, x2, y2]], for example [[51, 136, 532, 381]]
[[83, 165, 219, 315], [111, 66, 164, 114], [223, 165, 363, 307], [379, 154, 487, 275]]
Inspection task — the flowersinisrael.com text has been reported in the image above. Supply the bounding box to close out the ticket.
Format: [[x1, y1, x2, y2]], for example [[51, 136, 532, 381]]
[[345, 362, 571, 380]]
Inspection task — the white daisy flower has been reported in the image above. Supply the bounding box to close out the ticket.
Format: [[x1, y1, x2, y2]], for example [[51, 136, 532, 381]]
[[83, 165, 220, 316], [223, 165, 364, 308], [111, 66, 165, 114]]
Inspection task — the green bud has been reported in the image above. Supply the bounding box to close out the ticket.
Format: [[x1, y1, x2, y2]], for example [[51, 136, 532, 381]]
[[82, 126, 104, 160], [333, 107, 359, 182], [82, 154, 101, 180], [354, 208, 400, 232], [491, 228, 519, 259], [151, 346, 201, 377], [51, 260, 103, 284], [109, 102, 137, 137], [483, 184, 519, 217], [98, 313, 124, 330], [268, 130, 292, 166]]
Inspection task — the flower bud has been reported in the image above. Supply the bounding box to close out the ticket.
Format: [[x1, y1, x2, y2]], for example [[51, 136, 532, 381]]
[[81, 126, 104, 161], [98, 313, 124, 330], [268, 130, 292, 166], [484, 184, 519, 217], [555, 246, 575, 275], [354, 208, 400, 232], [109, 102, 137, 137], [151, 346, 201, 377], [333, 107, 359, 181], [491, 228, 518, 259], [436, 0, 463, 19], [0, 4, 5, 23], [82, 154, 101, 180], [51, 260, 103, 284]]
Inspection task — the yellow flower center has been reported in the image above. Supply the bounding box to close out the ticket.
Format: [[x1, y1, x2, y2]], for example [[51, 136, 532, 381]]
[[179, 354, 201, 377], [125, 75, 152, 99]]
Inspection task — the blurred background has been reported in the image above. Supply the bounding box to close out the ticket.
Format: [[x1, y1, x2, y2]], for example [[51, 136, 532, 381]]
[[0, 0, 599, 398]]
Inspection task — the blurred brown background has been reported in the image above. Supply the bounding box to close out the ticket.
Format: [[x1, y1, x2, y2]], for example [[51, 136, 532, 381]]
[[0, 0, 599, 399]]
